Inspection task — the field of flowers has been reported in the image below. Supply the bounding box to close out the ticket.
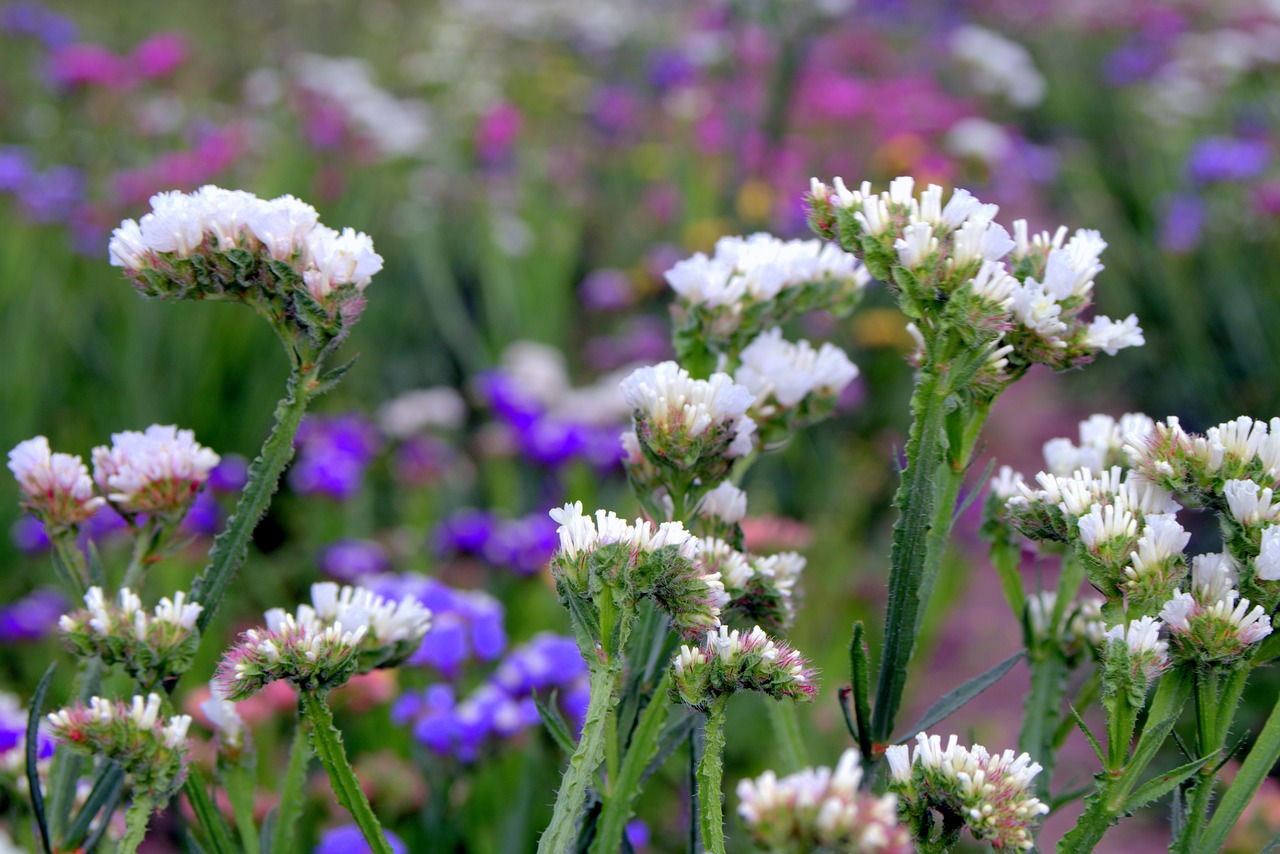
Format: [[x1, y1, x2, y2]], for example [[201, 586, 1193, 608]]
[[3, 1, 1280, 852]]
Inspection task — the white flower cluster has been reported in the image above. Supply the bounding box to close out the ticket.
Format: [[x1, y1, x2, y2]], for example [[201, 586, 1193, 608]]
[[110, 186, 383, 304], [377, 386, 468, 437], [1159, 558, 1273, 662], [886, 732, 1049, 851], [7, 436, 105, 528], [267, 581, 433, 650], [735, 328, 859, 411], [812, 177, 1144, 364], [1011, 464, 1180, 524], [949, 24, 1046, 108], [91, 424, 220, 517], [61, 586, 202, 641], [199, 693, 246, 751], [671, 623, 818, 707], [621, 361, 757, 458], [1141, 21, 1280, 124], [548, 501, 701, 564], [1025, 591, 1106, 653], [666, 233, 867, 310], [737, 750, 910, 853], [289, 54, 431, 158], [48, 693, 191, 749], [1042, 413, 1157, 477], [1102, 615, 1171, 685], [694, 482, 748, 525]]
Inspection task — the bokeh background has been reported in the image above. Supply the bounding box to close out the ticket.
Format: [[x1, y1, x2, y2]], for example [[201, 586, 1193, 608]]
[[2, 0, 1280, 850]]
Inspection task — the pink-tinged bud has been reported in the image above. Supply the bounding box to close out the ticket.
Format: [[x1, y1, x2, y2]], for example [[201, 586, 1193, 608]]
[[7, 436, 106, 531]]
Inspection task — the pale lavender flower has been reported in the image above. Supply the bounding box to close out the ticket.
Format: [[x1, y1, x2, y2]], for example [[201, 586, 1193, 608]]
[[91, 425, 219, 518], [7, 436, 105, 530]]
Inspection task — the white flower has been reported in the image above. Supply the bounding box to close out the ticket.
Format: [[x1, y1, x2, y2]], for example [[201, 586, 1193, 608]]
[[989, 465, 1025, 500], [1192, 552, 1239, 602], [7, 436, 106, 525], [1258, 526, 1280, 582], [1076, 503, 1138, 549], [950, 24, 1046, 108], [1128, 514, 1189, 576], [895, 222, 937, 269], [302, 225, 383, 300], [290, 53, 431, 159], [108, 219, 149, 268], [245, 194, 320, 261], [91, 425, 219, 516], [1010, 284, 1067, 340], [735, 329, 859, 409], [377, 386, 467, 436], [138, 190, 205, 257], [1224, 479, 1280, 526], [622, 362, 755, 454], [966, 259, 1018, 308], [1102, 615, 1168, 660], [199, 694, 245, 748], [949, 216, 1015, 266], [696, 482, 748, 524], [1083, 315, 1145, 356]]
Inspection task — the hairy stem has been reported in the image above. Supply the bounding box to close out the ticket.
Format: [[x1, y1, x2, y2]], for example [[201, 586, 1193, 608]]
[[697, 698, 729, 854], [272, 718, 312, 854], [592, 670, 674, 854], [116, 794, 155, 854]]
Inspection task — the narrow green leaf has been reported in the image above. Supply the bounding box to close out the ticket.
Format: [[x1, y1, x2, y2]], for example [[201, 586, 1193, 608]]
[[62, 762, 124, 848], [641, 713, 698, 784], [534, 690, 577, 757], [1122, 672, 1191, 789], [1201, 690, 1280, 853], [1067, 703, 1105, 764], [1048, 784, 1091, 812], [592, 675, 673, 854], [951, 459, 997, 524], [85, 542, 106, 589], [1261, 833, 1280, 854], [899, 652, 1023, 742], [183, 768, 238, 854], [258, 807, 277, 854], [309, 356, 359, 398], [1122, 755, 1214, 814], [27, 664, 54, 854], [848, 622, 874, 761]]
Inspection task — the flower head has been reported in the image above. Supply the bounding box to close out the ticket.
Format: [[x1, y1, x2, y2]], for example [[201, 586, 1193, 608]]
[[7, 436, 106, 531], [59, 586, 202, 686], [737, 750, 911, 852], [46, 693, 190, 798], [888, 732, 1048, 851], [669, 624, 817, 711], [91, 425, 219, 519], [1160, 588, 1272, 664]]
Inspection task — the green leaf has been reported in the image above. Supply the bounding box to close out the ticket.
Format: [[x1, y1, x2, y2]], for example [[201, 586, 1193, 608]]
[[1201, 690, 1280, 853], [258, 808, 277, 854], [534, 690, 577, 757], [591, 674, 673, 854], [184, 767, 238, 854], [847, 622, 874, 761], [1122, 754, 1214, 814], [85, 542, 106, 589], [309, 356, 358, 398], [1048, 784, 1092, 812], [27, 664, 54, 854], [1067, 703, 1105, 764], [61, 762, 124, 849], [641, 713, 698, 784], [291, 288, 330, 336], [899, 651, 1023, 742], [271, 716, 312, 854]]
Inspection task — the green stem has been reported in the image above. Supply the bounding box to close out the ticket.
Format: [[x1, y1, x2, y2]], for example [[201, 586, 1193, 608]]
[[540, 658, 622, 854], [1020, 649, 1068, 799], [50, 534, 87, 600], [120, 520, 158, 590], [299, 691, 393, 854], [116, 794, 155, 854], [592, 671, 674, 854], [697, 698, 729, 854], [1058, 781, 1122, 854], [272, 719, 312, 854], [1174, 665, 1249, 852], [224, 761, 261, 854], [870, 367, 949, 744], [191, 366, 316, 635], [766, 701, 807, 773], [1200, 681, 1280, 852]]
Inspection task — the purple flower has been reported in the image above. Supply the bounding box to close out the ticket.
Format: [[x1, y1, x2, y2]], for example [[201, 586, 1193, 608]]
[[480, 514, 557, 576], [11, 515, 49, 553], [434, 510, 497, 558], [0, 588, 67, 642], [578, 268, 636, 312], [179, 490, 221, 537], [646, 49, 694, 91], [1160, 194, 1204, 254], [129, 32, 185, 79], [47, 43, 133, 90], [364, 574, 506, 677], [391, 435, 452, 486], [1187, 137, 1270, 185], [0, 147, 32, 193], [318, 539, 391, 582], [0, 2, 77, 48], [626, 819, 651, 850], [289, 414, 383, 500], [492, 634, 586, 695], [314, 824, 407, 854], [16, 165, 83, 224], [207, 455, 249, 493]]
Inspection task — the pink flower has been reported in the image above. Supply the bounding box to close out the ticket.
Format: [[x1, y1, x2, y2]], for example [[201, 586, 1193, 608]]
[[130, 32, 185, 79]]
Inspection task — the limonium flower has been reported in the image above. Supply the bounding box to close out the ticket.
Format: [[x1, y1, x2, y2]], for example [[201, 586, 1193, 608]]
[[1025, 591, 1107, 661], [695, 481, 748, 527], [1041, 413, 1156, 477], [214, 581, 431, 699], [734, 328, 859, 437], [7, 436, 106, 531], [885, 732, 1049, 851], [665, 233, 869, 354], [109, 185, 382, 335], [697, 538, 804, 633], [1102, 616, 1171, 688], [949, 24, 1046, 108], [91, 424, 219, 519], [1126, 416, 1280, 505], [46, 693, 191, 798], [199, 693, 246, 753], [808, 177, 1143, 382], [736, 750, 911, 853], [669, 624, 817, 711], [622, 361, 756, 476], [1160, 587, 1272, 664], [59, 586, 202, 685], [548, 501, 725, 637]]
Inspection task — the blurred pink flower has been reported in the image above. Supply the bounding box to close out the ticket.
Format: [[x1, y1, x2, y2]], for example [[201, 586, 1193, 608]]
[[130, 32, 186, 79]]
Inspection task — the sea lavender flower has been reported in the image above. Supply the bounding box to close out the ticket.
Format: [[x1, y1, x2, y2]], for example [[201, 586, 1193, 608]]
[[362, 574, 505, 676], [318, 539, 391, 582], [0, 588, 67, 642], [110, 186, 383, 335], [91, 424, 219, 519], [1186, 136, 1270, 185], [1161, 588, 1272, 664], [7, 436, 105, 531], [886, 732, 1049, 851], [46, 693, 191, 798], [289, 414, 383, 500], [734, 328, 859, 435], [314, 824, 408, 854], [949, 25, 1046, 108], [199, 694, 247, 754], [1102, 616, 1171, 689], [669, 624, 818, 711], [622, 361, 756, 474], [377, 387, 467, 437], [549, 501, 725, 637], [59, 586, 202, 685], [0, 2, 78, 48], [737, 750, 911, 853]]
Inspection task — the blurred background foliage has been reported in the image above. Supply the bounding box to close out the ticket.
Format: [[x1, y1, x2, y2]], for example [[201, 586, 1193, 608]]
[[2, 0, 1280, 850]]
